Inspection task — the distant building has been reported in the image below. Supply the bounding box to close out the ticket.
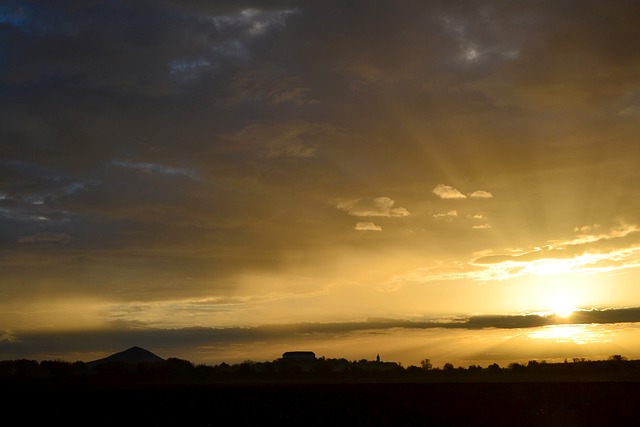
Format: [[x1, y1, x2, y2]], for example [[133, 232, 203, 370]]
[[282, 351, 316, 361]]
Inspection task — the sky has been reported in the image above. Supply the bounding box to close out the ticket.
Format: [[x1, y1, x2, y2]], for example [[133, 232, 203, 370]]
[[2, 0, 640, 368]]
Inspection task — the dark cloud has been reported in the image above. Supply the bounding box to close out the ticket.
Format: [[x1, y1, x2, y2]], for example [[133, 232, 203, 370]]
[[0, 1, 637, 234], [17, 231, 71, 244]]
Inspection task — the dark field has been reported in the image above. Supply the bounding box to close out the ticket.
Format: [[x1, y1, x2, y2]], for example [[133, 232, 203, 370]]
[[7, 381, 640, 426]]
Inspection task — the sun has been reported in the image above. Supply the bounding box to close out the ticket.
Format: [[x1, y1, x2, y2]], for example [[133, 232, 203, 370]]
[[553, 303, 575, 318], [549, 294, 577, 318]]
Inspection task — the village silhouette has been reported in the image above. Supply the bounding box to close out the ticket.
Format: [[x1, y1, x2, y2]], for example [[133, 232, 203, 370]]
[[4, 347, 640, 426], [3, 346, 640, 385]]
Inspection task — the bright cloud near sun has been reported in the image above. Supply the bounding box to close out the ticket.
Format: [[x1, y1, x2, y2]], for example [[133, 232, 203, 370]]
[[396, 223, 640, 286]]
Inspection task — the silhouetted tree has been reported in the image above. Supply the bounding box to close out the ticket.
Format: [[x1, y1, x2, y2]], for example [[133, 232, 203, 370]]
[[40, 360, 73, 378], [608, 354, 628, 362], [420, 358, 432, 370], [163, 357, 195, 381], [508, 362, 525, 371]]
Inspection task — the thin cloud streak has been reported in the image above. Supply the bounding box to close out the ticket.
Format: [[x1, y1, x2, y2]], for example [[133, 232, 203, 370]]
[[399, 223, 640, 283], [112, 160, 197, 178]]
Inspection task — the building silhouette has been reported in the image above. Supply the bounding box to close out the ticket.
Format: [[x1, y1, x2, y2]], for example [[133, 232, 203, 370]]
[[282, 351, 316, 361]]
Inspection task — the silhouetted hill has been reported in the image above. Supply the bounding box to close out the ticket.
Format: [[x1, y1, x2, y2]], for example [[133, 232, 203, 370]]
[[86, 346, 164, 367]]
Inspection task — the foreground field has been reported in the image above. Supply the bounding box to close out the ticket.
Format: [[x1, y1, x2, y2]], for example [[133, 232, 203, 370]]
[[6, 381, 640, 426]]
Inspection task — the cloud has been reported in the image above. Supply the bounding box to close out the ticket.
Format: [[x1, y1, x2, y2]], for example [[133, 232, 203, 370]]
[[0, 329, 16, 343], [169, 58, 211, 82], [354, 221, 382, 231], [433, 184, 467, 199], [112, 160, 196, 178], [433, 185, 493, 200], [459, 308, 640, 329], [397, 223, 640, 284], [270, 84, 318, 106], [553, 223, 639, 247], [17, 232, 71, 244], [334, 197, 410, 218], [575, 224, 600, 233], [266, 140, 316, 158], [472, 224, 492, 230], [617, 105, 640, 117], [469, 190, 493, 199], [433, 210, 458, 220], [229, 74, 319, 107], [467, 214, 487, 219], [223, 121, 328, 158], [440, 14, 521, 66], [202, 7, 299, 62], [211, 8, 298, 37]]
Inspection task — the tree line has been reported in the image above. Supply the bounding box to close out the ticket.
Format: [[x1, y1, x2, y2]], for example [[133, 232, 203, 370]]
[[2, 354, 639, 385]]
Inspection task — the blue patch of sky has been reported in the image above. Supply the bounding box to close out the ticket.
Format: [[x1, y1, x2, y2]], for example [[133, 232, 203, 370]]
[[169, 59, 210, 74], [0, 2, 27, 28], [0, 1, 62, 35], [169, 58, 214, 84]]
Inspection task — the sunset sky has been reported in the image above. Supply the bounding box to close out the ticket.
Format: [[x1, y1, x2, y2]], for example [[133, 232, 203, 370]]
[[2, 0, 640, 368]]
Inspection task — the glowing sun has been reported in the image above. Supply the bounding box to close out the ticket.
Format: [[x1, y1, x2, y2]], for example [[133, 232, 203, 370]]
[[550, 295, 577, 318]]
